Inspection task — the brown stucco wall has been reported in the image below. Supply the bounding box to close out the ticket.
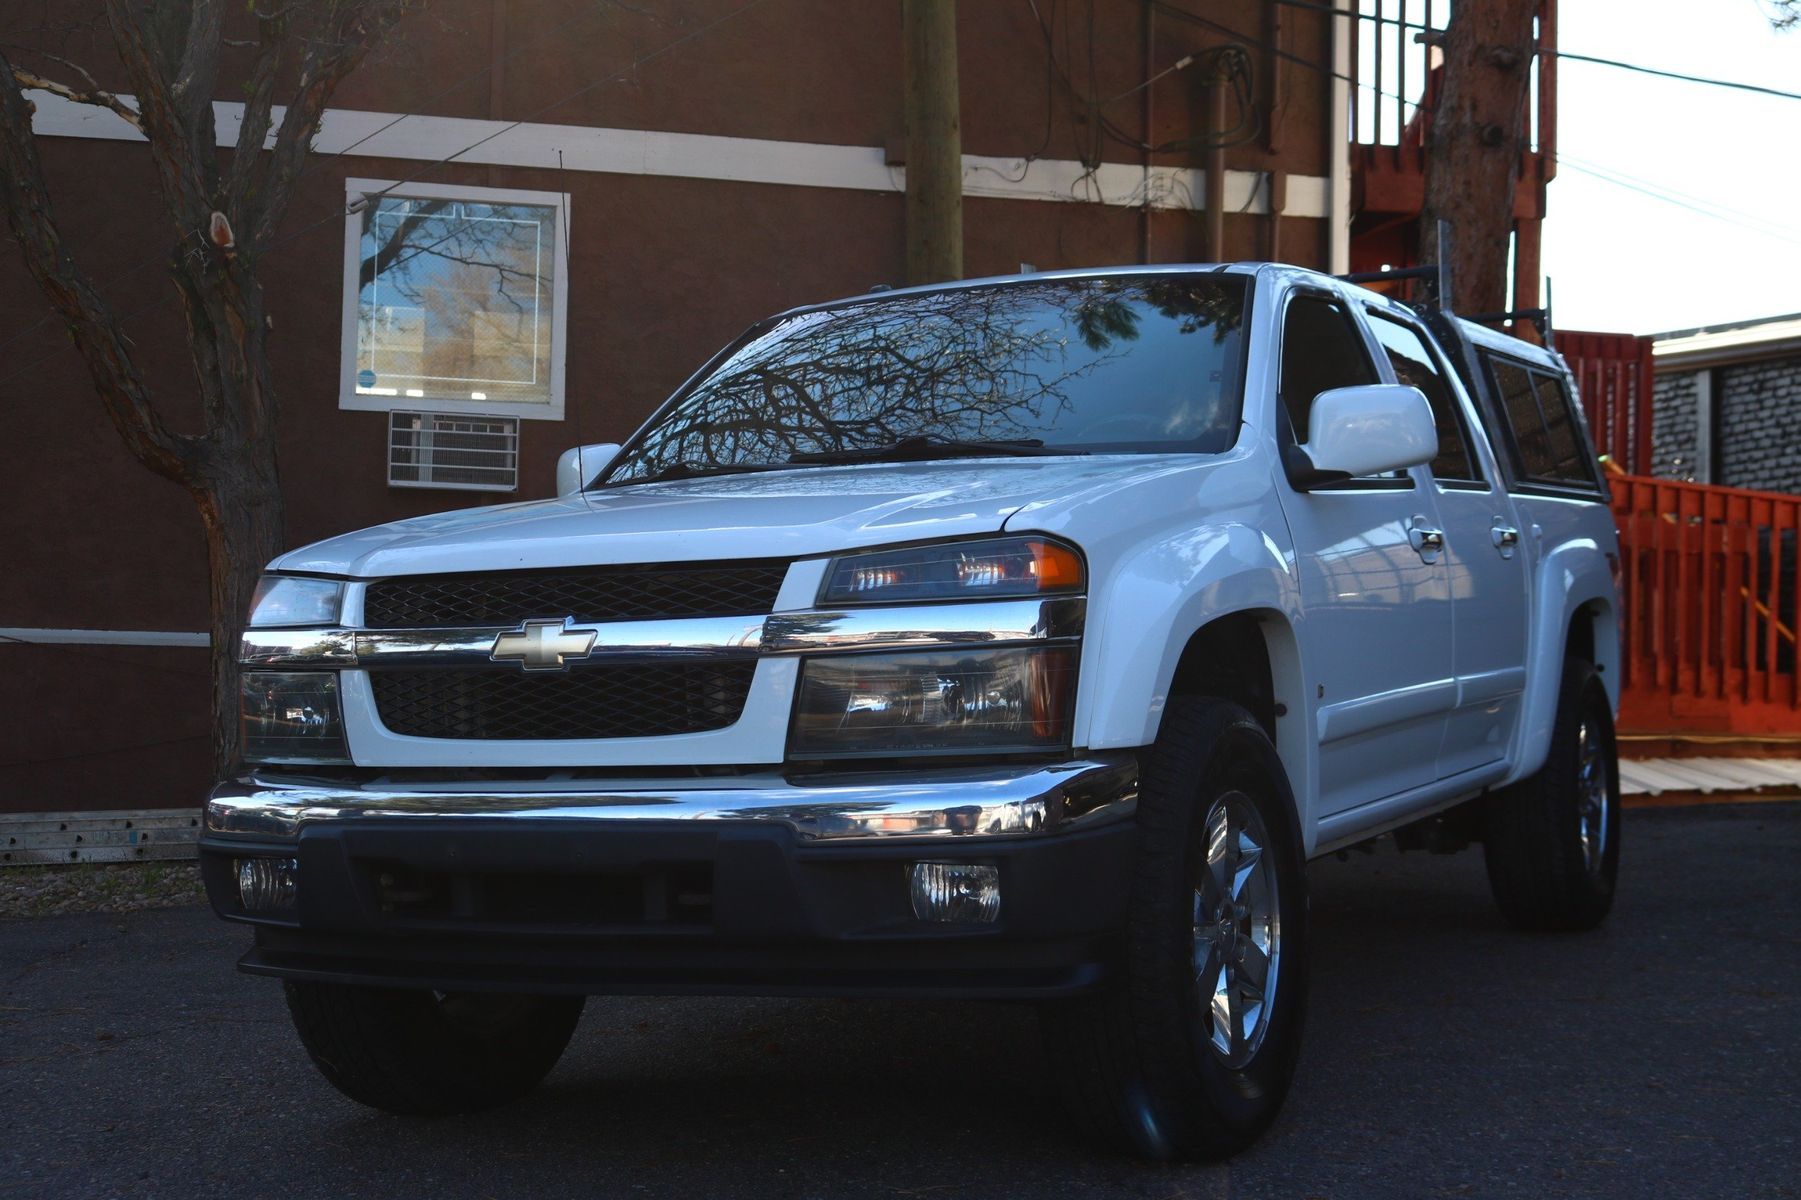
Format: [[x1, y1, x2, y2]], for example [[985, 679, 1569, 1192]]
[[0, 0, 1337, 813]]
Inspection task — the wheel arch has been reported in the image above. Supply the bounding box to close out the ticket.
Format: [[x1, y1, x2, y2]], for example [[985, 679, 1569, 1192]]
[[1505, 538, 1621, 785]]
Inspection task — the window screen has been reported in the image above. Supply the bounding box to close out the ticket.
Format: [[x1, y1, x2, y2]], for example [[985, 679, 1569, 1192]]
[[1366, 312, 1481, 484], [1280, 296, 1377, 443], [346, 184, 565, 418], [1484, 353, 1599, 489]]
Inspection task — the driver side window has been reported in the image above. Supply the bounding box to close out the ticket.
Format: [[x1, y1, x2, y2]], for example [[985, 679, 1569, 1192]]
[[1279, 296, 1378, 443]]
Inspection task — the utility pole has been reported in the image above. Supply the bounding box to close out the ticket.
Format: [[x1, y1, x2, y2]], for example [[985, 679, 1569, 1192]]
[[902, 0, 962, 285]]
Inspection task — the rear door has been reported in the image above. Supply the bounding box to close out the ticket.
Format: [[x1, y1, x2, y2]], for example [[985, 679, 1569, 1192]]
[[1273, 288, 1455, 815], [1364, 307, 1530, 778]]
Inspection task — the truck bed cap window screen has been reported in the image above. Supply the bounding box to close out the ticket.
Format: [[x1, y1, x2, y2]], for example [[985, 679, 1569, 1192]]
[[602, 275, 1250, 483]]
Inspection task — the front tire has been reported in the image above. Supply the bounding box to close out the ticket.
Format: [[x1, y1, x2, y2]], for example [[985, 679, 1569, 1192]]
[[284, 982, 584, 1115], [1482, 657, 1621, 931], [1045, 699, 1309, 1160]]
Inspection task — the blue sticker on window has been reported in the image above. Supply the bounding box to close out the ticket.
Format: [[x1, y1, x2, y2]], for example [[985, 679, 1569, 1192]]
[[357, 369, 376, 388]]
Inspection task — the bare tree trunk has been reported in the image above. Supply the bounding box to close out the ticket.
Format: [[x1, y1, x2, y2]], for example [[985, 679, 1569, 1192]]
[[198, 464, 284, 775], [1419, 0, 1537, 315], [0, 2, 412, 779]]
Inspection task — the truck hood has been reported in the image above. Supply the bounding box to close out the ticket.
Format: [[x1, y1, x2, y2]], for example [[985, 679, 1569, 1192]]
[[271, 455, 1211, 578]]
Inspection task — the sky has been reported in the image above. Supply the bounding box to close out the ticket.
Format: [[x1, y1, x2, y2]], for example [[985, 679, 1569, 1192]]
[[1540, 0, 1801, 335]]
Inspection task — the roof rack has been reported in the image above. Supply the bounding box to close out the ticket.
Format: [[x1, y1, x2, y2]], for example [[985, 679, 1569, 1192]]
[[1465, 279, 1556, 350], [1335, 222, 1556, 349], [1336, 219, 1453, 309]]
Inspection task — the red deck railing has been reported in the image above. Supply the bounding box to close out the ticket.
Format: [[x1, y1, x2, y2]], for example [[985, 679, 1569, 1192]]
[[1611, 475, 1801, 736], [1562, 330, 1656, 476]]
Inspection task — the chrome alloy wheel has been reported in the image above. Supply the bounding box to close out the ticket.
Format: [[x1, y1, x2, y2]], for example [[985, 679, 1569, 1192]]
[[1576, 716, 1610, 878], [1191, 790, 1281, 1069]]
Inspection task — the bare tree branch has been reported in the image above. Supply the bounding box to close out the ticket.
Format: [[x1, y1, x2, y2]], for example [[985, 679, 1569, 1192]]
[[0, 48, 201, 485], [169, 0, 224, 157], [102, 0, 213, 232], [7, 63, 143, 131], [224, 10, 286, 210], [251, 0, 414, 251]]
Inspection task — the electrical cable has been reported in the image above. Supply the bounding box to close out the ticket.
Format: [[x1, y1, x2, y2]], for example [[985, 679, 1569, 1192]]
[[1556, 159, 1801, 249], [1555, 151, 1798, 239], [1265, 0, 1801, 103], [1023, 0, 1261, 168], [1147, 0, 1801, 253]]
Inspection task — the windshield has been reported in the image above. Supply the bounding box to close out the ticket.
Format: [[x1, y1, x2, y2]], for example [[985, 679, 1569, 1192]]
[[601, 273, 1251, 484]]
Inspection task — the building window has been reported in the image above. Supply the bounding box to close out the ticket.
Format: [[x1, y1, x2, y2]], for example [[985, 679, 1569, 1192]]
[[340, 179, 569, 420]]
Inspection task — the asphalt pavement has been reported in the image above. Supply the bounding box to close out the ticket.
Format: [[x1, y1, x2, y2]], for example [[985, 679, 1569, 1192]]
[[3, 802, 1797, 1200]]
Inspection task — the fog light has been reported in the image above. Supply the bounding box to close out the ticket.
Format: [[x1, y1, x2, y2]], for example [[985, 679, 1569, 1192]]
[[909, 862, 1000, 924], [236, 857, 298, 914]]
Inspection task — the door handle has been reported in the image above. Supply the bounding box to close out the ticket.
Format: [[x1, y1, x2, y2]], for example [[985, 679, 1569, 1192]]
[[1491, 519, 1520, 559], [1406, 516, 1444, 562]]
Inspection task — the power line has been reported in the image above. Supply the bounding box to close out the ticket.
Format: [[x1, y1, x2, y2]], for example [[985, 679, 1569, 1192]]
[[1555, 151, 1799, 240], [1550, 48, 1801, 104], [1556, 160, 1801, 249], [1265, 0, 1801, 103], [1149, 0, 1801, 256]]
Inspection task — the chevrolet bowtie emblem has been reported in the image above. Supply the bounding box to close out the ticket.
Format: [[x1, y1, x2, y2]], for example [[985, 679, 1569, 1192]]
[[489, 617, 597, 671]]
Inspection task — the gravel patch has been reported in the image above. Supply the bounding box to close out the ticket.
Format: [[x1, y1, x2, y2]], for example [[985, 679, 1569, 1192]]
[[0, 861, 205, 918]]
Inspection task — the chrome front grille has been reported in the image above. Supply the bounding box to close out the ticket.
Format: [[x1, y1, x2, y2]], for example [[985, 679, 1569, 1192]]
[[370, 662, 758, 741], [362, 561, 790, 629]]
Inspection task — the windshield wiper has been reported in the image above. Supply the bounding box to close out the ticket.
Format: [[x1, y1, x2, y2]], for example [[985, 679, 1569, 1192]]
[[594, 460, 793, 488], [787, 436, 1085, 465]]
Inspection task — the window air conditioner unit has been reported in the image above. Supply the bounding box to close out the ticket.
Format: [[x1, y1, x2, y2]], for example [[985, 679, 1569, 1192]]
[[388, 411, 520, 492]]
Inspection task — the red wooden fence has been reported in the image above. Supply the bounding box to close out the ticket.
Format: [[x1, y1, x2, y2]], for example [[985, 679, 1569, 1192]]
[[1611, 474, 1801, 736], [1561, 330, 1656, 477]]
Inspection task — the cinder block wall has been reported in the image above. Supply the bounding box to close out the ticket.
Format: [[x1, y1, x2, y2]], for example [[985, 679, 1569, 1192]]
[[1652, 355, 1801, 493]]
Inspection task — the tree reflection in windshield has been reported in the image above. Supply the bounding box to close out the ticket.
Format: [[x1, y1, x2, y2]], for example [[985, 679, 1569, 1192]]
[[606, 274, 1249, 483]]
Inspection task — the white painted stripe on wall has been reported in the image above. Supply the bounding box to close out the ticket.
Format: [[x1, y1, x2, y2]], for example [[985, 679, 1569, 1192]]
[[26, 91, 1330, 218], [1, 627, 209, 647]]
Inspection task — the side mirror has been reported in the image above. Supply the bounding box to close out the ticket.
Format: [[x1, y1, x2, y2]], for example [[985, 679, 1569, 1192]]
[[1289, 385, 1437, 489], [555, 442, 622, 497]]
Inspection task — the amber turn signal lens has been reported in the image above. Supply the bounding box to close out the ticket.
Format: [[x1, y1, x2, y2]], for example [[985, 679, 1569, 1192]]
[[1027, 540, 1084, 591]]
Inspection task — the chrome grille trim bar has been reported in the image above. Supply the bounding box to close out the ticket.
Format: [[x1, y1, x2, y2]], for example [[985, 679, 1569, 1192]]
[[240, 597, 1085, 669]]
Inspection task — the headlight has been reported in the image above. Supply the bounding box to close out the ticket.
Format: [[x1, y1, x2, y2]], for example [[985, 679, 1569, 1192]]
[[789, 645, 1077, 758], [240, 671, 351, 764], [821, 536, 1083, 605], [247, 576, 344, 627]]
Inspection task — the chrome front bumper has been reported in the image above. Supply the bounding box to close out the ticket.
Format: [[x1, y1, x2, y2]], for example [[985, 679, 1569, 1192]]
[[206, 754, 1139, 843]]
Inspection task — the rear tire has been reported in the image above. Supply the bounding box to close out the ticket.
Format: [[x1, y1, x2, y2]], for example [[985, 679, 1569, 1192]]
[[1482, 657, 1621, 931], [1043, 699, 1309, 1161], [284, 982, 584, 1115]]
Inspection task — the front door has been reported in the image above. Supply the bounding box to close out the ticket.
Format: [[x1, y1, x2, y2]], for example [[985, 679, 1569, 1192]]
[[1273, 290, 1456, 816]]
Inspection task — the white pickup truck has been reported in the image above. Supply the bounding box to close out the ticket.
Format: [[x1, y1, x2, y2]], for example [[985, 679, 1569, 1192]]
[[204, 262, 1621, 1159]]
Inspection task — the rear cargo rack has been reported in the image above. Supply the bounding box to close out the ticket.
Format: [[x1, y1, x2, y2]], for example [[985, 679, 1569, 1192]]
[[1336, 219, 1555, 347]]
